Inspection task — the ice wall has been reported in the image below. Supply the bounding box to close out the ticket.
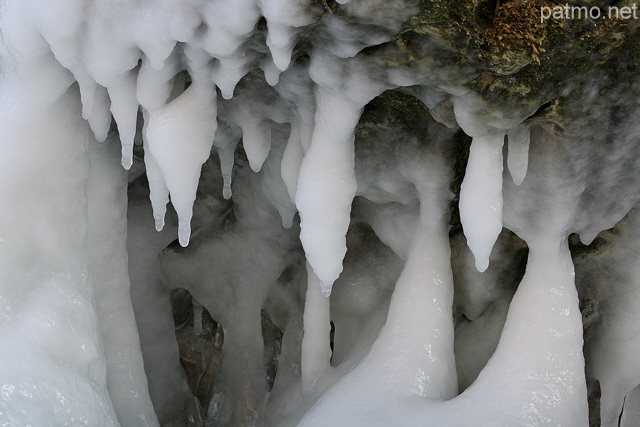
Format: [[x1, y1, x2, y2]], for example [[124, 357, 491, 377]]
[[1, 0, 640, 426]]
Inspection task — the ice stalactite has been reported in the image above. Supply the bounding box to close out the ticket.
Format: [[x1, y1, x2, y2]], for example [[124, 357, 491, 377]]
[[108, 70, 139, 170], [459, 130, 507, 272], [145, 81, 218, 247], [88, 137, 158, 426], [300, 263, 333, 391], [143, 143, 171, 232], [87, 84, 112, 143], [295, 86, 363, 295], [212, 121, 242, 200], [260, 0, 316, 73], [507, 125, 530, 186], [240, 120, 273, 173]]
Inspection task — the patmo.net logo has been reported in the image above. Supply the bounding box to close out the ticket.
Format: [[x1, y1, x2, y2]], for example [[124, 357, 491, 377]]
[[540, 3, 639, 23]]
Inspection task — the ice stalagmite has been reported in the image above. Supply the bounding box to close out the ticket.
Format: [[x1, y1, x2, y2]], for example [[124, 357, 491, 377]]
[[441, 237, 588, 426], [296, 87, 362, 295], [145, 80, 218, 246], [299, 184, 457, 425], [459, 130, 506, 272], [507, 125, 530, 186], [301, 263, 333, 391]]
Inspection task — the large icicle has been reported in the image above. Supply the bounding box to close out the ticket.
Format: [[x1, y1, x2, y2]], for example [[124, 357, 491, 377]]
[[143, 142, 170, 232], [145, 80, 218, 246], [295, 87, 363, 295], [459, 130, 506, 272], [301, 263, 333, 391], [507, 125, 530, 186], [108, 69, 139, 170]]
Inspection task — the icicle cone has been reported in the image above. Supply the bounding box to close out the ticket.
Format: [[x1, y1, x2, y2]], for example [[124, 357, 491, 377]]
[[213, 121, 242, 200], [145, 81, 218, 246], [295, 88, 363, 294], [241, 120, 272, 172], [143, 142, 170, 232], [266, 22, 295, 72], [87, 85, 111, 143], [108, 70, 139, 170], [507, 125, 530, 186], [459, 130, 506, 272]]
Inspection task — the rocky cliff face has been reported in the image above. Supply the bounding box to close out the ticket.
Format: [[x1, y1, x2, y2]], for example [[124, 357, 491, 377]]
[[0, 0, 639, 426]]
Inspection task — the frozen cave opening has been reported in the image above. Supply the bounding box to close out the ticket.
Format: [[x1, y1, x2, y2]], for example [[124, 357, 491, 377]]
[[2, 0, 640, 426]]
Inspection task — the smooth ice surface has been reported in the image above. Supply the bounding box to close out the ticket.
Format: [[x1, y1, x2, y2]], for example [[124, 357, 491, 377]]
[[295, 88, 362, 294], [145, 81, 218, 246], [300, 263, 332, 391], [88, 139, 158, 426], [459, 131, 506, 272]]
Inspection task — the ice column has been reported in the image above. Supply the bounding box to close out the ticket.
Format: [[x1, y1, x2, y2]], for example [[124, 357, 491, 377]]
[[444, 237, 588, 426], [88, 138, 159, 426], [301, 263, 333, 391], [459, 130, 506, 272]]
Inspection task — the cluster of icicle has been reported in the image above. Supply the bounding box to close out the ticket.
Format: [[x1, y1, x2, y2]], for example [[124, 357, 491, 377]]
[[0, 0, 614, 425]]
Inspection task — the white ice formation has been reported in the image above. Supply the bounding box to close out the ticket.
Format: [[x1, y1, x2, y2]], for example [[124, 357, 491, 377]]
[[1, 1, 639, 426]]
